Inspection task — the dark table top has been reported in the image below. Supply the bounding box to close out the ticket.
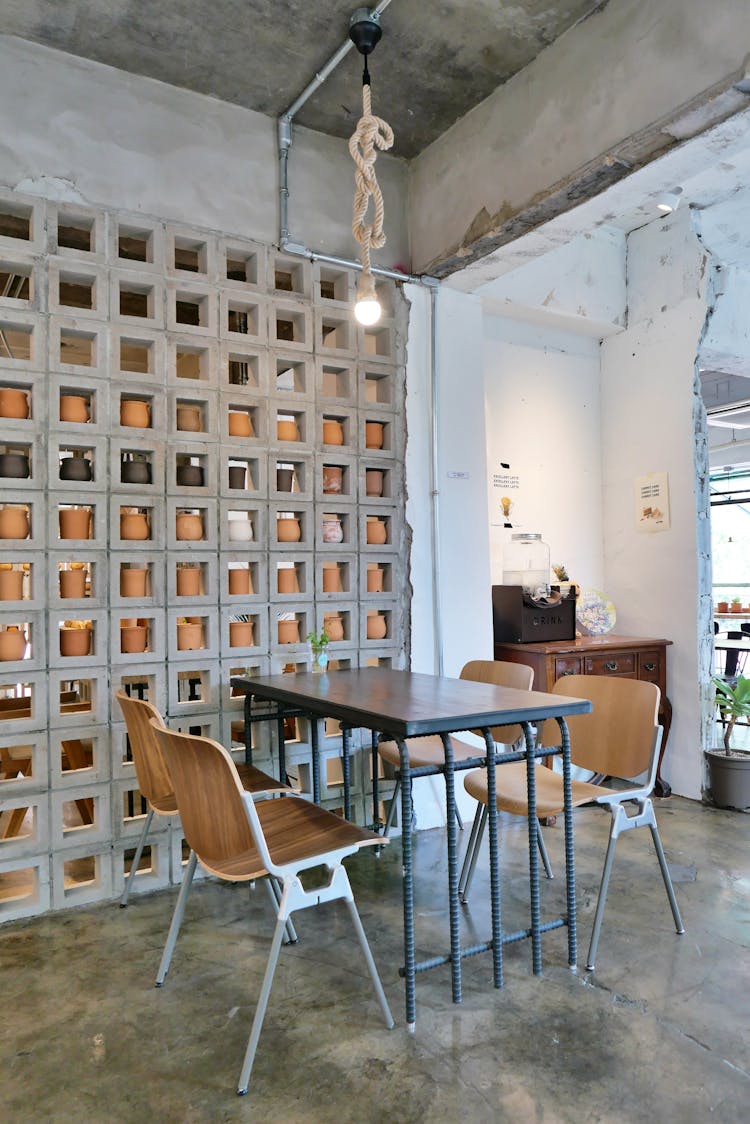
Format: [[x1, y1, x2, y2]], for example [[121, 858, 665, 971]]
[[231, 667, 591, 739]]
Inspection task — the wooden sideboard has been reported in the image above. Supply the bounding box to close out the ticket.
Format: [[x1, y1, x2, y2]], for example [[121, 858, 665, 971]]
[[493, 634, 673, 797]]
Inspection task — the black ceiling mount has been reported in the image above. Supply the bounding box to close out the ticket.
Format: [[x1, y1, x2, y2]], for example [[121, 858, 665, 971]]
[[349, 8, 383, 56]]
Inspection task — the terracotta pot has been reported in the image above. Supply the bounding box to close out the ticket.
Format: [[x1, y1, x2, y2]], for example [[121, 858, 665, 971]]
[[60, 627, 92, 657], [121, 459, 152, 484], [366, 613, 387, 640], [228, 411, 253, 437], [365, 469, 384, 496], [0, 453, 29, 478], [177, 622, 203, 650], [277, 516, 301, 543], [176, 513, 204, 541], [176, 464, 204, 487], [278, 618, 300, 644], [0, 506, 30, 539], [0, 387, 29, 419], [277, 419, 299, 442], [120, 512, 150, 541], [0, 627, 27, 661], [228, 519, 253, 542], [120, 567, 148, 598], [60, 569, 87, 598], [323, 614, 344, 642], [120, 399, 150, 428], [59, 456, 92, 482], [322, 465, 343, 494], [322, 517, 343, 544], [229, 620, 254, 648], [717, 602, 729, 613], [367, 567, 384, 593], [0, 569, 24, 600], [228, 568, 252, 596], [59, 507, 91, 540], [276, 467, 294, 492], [323, 420, 344, 446], [60, 395, 90, 424], [322, 565, 341, 593], [277, 567, 298, 594], [176, 566, 201, 596], [176, 405, 202, 432], [120, 624, 148, 654], [365, 421, 384, 449], [366, 518, 387, 545]]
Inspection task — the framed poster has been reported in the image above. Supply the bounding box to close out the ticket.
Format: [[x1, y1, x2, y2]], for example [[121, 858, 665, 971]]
[[635, 471, 670, 532]]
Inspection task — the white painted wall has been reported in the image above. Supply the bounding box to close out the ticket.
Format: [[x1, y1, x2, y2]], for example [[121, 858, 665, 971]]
[[0, 35, 409, 265], [483, 317, 604, 592], [600, 207, 708, 799]]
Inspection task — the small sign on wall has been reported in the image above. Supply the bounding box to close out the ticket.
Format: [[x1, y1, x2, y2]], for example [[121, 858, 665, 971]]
[[634, 471, 670, 532]]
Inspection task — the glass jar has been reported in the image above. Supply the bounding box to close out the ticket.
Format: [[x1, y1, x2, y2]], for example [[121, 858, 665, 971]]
[[503, 533, 550, 599]]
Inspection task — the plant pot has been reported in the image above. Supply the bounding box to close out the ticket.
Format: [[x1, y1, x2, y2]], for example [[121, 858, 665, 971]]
[[176, 513, 204, 541], [228, 568, 252, 596], [0, 627, 27, 661], [322, 517, 343, 544], [60, 395, 90, 424], [59, 507, 91, 540], [228, 411, 253, 437], [120, 567, 148, 598], [0, 453, 29, 478], [705, 748, 750, 811], [277, 516, 301, 543], [367, 567, 384, 593], [322, 420, 344, 446], [176, 566, 201, 596], [228, 519, 253, 542], [119, 399, 151, 428], [120, 624, 148, 654], [60, 570, 87, 598], [278, 619, 300, 644], [323, 614, 344, 642], [365, 421, 384, 449], [276, 467, 294, 492], [310, 649, 329, 674], [322, 564, 341, 593], [731, 604, 743, 614], [60, 627, 92, 657], [366, 613, 387, 640], [277, 567, 298, 594], [177, 622, 204, 651], [176, 464, 204, 487], [365, 469, 383, 496], [121, 459, 152, 485], [717, 601, 729, 613], [229, 620, 254, 648], [366, 518, 387, 545], [0, 387, 29, 419], [120, 512, 150, 541], [322, 465, 343, 494], [176, 405, 202, 432], [277, 419, 299, 442], [0, 569, 24, 600], [228, 465, 246, 490], [0, 506, 30, 539], [59, 456, 92, 482]]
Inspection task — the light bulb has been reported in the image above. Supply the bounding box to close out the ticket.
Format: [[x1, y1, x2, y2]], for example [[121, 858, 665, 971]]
[[355, 297, 382, 325]]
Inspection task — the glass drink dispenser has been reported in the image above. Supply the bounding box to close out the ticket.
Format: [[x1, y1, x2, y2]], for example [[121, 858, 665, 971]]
[[502, 533, 550, 600]]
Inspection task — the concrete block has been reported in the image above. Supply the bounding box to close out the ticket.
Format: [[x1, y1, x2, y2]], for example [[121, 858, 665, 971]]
[[268, 551, 314, 603], [358, 553, 398, 602], [269, 396, 316, 448], [110, 268, 166, 330], [268, 449, 312, 502], [357, 645, 406, 670], [48, 259, 109, 322], [112, 323, 168, 384], [50, 839, 114, 910], [219, 290, 268, 345], [315, 551, 358, 603], [269, 500, 314, 554], [48, 550, 106, 611], [165, 551, 218, 607], [270, 349, 315, 401], [109, 493, 164, 552], [0, 554, 43, 610], [218, 653, 271, 710], [357, 458, 402, 505], [48, 201, 107, 264], [168, 331, 218, 389], [50, 492, 108, 552], [0, 188, 46, 254], [315, 449, 358, 504], [109, 607, 167, 666], [314, 602, 359, 651], [49, 368, 110, 434], [166, 606, 220, 663], [219, 498, 267, 553], [219, 391, 268, 446], [168, 709, 223, 741], [268, 252, 313, 301], [0, 789, 48, 858], [0, 727, 48, 795], [109, 213, 166, 273], [0, 492, 45, 553], [48, 314, 107, 379], [313, 262, 355, 307], [317, 402, 359, 451], [49, 721, 111, 787], [111, 380, 168, 439], [109, 666, 168, 727], [316, 355, 357, 406], [167, 385, 220, 442], [219, 339, 269, 396], [112, 775, 163, 840], [0, 247, 42, 317], [220, 604, 268, 660], [1, 307, 47, 374], [167, 497, 218, 552], [0, 852, 50, 922], [315, 500, 357, 553], [358, 407, 399, 458], [357, 317, 399, 365], [0, 369, 48, 432], [166, 659, 221, 717], [166, 278, 218, 338], [219, 236, 267, 292], [48, 608, 109, 670], [0, 668, 47, 732], [50, 779, 111, 851], [359, 507, 398, 552], [166, 224, 219, 282], [219, 553, 267, 607], [359, 601, 399, 652], [110, 435, 166, 495], [0, 607, 45, 671], [358, 360, 399, 412], [112, 833, 172, 900], [268, 298, 312, 353], [314, 307, 356, 358], [0, 431, 45, 493], [109, 552, 167, 610], [220, 447, 267, 500], [269, 603, 313, 654], [49, 431, 108, 494]]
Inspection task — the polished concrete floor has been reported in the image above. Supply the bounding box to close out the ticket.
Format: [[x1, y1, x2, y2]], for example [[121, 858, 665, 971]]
[[1, 796, 748, 1123]]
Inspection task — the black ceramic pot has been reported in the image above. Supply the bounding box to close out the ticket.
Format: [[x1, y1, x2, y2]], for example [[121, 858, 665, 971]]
[[59, 457, 92, 482], [0, 453, 30, 478], [228, 465, 246, 489], [176, 464, 204, 487], [121, 460, 152, 485], [276, 467, 294, 492]]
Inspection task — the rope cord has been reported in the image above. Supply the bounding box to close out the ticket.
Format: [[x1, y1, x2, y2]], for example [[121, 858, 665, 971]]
[[349, 78, 394, 284]]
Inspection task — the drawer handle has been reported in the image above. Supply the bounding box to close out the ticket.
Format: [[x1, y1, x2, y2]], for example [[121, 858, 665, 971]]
[[604, 661, 619, 672], [559, 669, 576, 677], [643, 662, 657, 672]]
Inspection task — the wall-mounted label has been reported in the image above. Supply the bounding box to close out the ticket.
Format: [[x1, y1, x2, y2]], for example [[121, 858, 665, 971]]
[[447, 471, 470, 479]]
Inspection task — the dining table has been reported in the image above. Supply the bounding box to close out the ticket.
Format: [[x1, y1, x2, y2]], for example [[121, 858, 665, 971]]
[[230, 667, 591, 1030]]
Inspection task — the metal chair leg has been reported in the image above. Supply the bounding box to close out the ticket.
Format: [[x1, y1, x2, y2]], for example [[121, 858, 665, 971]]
[[120, 806, 154, 907], [344, 897, 395, 1029], [648, 816, 685, 935], [459, 804, 488, 903], [384, 777, 400, 837], [156, 849, 197, 985], [454, 804, 464, 831], [458, 803, 484, 899], [265, 876, 298, 945], [237, 915, 287, 1095], [536, 821, 554, 880]]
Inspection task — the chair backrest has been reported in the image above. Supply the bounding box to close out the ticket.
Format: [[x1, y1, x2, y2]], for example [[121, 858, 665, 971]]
[[149, 722, 257, 866], [539, 675, 660, 781], [114, 690, 173, 808], [460, 659, 534, 745]]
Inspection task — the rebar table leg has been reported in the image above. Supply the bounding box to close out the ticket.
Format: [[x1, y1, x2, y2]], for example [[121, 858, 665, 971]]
[[276, 715, 286, 786], [371, 731, 380, 831], [244, 693, 253, 766], [557, 715, 577, 970], [441, 733, 462, 1004], [523, 721, 542, 976], [398, 738, 416, 1031], [310, 717, 321, 805], [341, 725, 352, 821], [481, 727, 503, 989]]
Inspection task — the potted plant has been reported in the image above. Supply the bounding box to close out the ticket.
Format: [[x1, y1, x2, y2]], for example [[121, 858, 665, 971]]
[[707, 675, 750, 810], [731, 596, 743, 614], [306, 628, 330, 673], [717, 600, 729, 613]]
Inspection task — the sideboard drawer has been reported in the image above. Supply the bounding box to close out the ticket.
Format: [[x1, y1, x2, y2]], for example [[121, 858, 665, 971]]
[[584, 652, 636, 676], [554, 657, 582, 679], [638, 651, 663, 684]]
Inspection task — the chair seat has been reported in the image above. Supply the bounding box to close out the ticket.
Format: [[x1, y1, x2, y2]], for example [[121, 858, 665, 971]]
[[378, 734, 481, 770], [464, 761, 610, 818], [236, 762, 290, 795]]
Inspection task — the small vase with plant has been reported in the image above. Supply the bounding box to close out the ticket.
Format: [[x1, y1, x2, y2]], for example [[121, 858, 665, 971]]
[[306, 628, 330, 674], [706, 675, 750, 810], [731, 596, 743, 614]]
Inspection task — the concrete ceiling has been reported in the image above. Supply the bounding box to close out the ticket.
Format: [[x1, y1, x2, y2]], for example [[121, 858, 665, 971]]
[[0, 0, 604, 159]]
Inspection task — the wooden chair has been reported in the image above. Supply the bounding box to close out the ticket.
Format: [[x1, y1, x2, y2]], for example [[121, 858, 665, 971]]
[[459, 675, 685, 970], [149, 722, 394, 1096], [114, 690, 288, 906], [377, 659, 534, 835]]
